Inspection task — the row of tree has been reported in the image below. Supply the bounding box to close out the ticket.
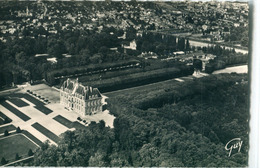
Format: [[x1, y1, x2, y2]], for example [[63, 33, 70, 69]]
[[136, 32, 190, 55], [201, 45, 248, 73], [1, 149, 34, 165]]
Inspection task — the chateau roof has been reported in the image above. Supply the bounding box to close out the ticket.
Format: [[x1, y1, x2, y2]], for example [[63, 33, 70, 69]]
[[61, 78, 101, 100]]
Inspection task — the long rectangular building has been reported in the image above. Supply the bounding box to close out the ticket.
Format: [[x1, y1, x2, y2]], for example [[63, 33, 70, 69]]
[[60, 78, 103, 116]]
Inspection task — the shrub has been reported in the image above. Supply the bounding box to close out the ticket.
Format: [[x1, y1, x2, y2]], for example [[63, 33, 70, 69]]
[[4, 130, 9, 136], [77, 117, 82, 121], [28, 149, 33, 156], [99, 120, 106, 129], [1, 157, 7, 165], [16, 126, 22, 133], [15, 153, 20, 160]]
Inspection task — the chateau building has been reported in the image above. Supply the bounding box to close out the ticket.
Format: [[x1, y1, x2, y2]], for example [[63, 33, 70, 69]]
[[60, 78, 103, 116]]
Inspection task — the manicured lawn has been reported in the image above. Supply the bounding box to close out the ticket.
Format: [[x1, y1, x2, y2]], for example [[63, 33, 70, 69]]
[[53, 115, 85, 130], [34, 105, 53, 115], [0, 101, 30, 121], [0, 111, 12, 124], [8, 98, 29, 107], [53, 115, 73, 128], [15, 93, 45, 106], [72, 122, 86, 130], [31, 122, 60, 144], [0, 118, 4, 125], [0, 134, 38, 165], [0, 124, 16, 134], [23, 130, 43, 147]]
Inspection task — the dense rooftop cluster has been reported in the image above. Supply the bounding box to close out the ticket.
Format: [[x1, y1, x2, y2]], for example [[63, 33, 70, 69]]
[[0, 1, 248, 42]]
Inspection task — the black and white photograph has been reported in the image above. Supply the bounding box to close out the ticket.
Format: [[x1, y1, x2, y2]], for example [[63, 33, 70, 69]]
[[0, 0, 258, 167]]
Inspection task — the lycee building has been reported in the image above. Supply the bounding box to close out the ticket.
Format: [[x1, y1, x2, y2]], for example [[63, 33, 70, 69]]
[[60, 78, 103, 116]]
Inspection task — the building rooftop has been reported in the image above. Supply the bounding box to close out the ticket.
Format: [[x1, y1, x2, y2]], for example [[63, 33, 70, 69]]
[[61, 78, 102, 100]]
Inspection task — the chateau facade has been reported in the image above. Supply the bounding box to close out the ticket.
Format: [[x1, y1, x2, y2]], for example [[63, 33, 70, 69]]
[[60, 78, 103, 116]]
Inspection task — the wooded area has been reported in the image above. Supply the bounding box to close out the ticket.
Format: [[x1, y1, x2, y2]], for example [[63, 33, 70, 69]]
[[24, 73, 248, 167]]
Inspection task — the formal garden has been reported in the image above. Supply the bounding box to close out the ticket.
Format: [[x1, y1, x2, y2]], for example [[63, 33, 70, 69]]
[[0, 134, 38, 166]]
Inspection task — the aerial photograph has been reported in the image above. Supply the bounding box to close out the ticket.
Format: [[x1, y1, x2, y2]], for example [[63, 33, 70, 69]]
[[0, 0, 250, 167]]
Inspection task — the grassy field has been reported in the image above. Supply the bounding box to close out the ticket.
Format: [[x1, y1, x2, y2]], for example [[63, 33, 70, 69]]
[[0, 124, 16, 134], [53, 115, 85, 130], [83, 66, 193, 93], [0, 101, 31, 121], [8, 98, 29, 107], [0, 134, 38, 165], [34, 105, 53, 115], [31, 122, 60, 144]]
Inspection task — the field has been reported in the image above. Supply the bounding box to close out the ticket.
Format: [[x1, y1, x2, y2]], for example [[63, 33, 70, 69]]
[[84, 65, 193, 93], [0, 134, 38, 165], [0, 101, 31, 121], [31, 122, 60, 144]]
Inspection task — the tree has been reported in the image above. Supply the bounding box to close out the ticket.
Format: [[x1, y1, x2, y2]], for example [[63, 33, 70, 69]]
[[15, 153, 20, 160], [177, 38, 185, 51], [28, 149, 34, 156], [16, 126, 22, 133], [1, 157, 7, 165], [15, 51, 26, 66], [139, 143, 160, 166], [89, 53, 103, 64], [47, 38, 66, 59], [193, 59, 202, 71], [99, 120, 106, 129], [46, 73, 56, 85], [185, 39, 190, 51], [4, 130, 9, 136], [88, 152, 107, 167], [155, 43, 166, 55]]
